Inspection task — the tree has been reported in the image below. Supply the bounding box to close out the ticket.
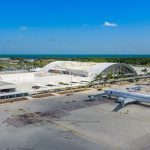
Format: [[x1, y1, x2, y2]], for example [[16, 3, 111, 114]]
[[91, 74, 103, 87], [142, 68, 148, 75], [0, 65, 4, 71], [94, 74, 103, 82], [102, 72, 113, 86], [106, 72, 113, 80]]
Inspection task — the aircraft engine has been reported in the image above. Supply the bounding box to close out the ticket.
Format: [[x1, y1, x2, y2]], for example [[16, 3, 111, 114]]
[[117, 97, 125, 103]]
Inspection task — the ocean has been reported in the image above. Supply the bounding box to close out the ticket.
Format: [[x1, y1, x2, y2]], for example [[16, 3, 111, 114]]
[[0, 54, 150, 59]]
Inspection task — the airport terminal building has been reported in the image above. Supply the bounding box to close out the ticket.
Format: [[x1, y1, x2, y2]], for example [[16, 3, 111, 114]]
[[0, 61, 141, 100], [40, 61, 137, 79]]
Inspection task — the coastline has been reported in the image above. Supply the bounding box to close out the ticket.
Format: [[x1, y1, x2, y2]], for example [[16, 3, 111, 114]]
[[0, 54, 150, 59]]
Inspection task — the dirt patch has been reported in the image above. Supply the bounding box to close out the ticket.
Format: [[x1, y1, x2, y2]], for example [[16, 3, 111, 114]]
[[35, 99, 114, 120], [6, 113, 42, 128], [5, 98, 115, 128], [32, 93, 55, 98], [58, 88, 90, 95], [0, 98, 28, 105], [61, 98, 115, 112], [6, 148, 35, 150], [36, 109, 70, 119]]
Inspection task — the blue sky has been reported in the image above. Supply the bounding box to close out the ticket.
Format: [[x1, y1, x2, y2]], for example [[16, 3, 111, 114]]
[[0, 0, 150, 54]]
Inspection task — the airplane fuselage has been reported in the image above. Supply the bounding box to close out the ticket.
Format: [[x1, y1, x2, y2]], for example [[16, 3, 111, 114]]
[[104, 89, 150, 103]]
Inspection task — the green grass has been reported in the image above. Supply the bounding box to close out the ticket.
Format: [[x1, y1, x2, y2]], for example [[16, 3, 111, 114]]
[[58, 82, 69, 85]]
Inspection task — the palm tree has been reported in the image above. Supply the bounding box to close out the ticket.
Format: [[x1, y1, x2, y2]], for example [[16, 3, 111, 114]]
[[106, 72, 113, 87], [94, 74, 103, 82], [0, 65, 4, 71], [142, 68, 148, 75], [106, 72, 113, 80], [92, 74, 103, 87]]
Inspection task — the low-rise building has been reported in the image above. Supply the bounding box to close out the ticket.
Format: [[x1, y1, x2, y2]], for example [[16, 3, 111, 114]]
[[0, 81, 28, 99]]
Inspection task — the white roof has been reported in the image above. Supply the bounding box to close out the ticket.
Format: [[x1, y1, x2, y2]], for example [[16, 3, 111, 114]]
[[40, 61, 117, 75], [31, 68, 42, 72], [132, 66, 150, 75], [40, 61, 137, 78], [0, 81, 16, 90], [40, 61, 97, 72], [88, 63, 116, 76]]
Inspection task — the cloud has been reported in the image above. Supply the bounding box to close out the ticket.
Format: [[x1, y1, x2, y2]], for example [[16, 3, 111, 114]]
[[103, 21, 118, 27], [20, 26, 28, 31], [83, 24, 89, 27]]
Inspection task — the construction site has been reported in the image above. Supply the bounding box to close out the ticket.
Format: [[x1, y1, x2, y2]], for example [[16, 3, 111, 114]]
[[0, 61, 149, 150], [0, 78, 149, 150], [0, 61, 149, 100]]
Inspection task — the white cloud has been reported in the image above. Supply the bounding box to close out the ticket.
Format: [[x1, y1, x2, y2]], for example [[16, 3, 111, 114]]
[[103, 21, 118, 27], [20, 26, 28, 31], [83, 24, 89, 27]]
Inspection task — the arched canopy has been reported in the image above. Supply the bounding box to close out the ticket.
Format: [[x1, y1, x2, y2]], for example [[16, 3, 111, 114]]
[[89, 63, 137, 79], [40, 61, 137, 79], [40, 61, 65, 73]]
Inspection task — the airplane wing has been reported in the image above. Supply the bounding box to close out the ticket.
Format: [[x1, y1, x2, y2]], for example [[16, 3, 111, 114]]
[[123, 98, 136, 105], [113, 98, 136, 112], [113, 103, 124, 112]]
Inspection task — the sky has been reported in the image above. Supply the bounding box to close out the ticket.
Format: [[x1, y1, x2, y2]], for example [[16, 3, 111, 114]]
[[0, 0, 150, 54]]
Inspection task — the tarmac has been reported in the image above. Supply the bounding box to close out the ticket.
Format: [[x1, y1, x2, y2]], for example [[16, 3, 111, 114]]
[[0, 89, 150, 150]]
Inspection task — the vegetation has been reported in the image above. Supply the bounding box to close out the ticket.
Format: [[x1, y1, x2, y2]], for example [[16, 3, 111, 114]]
[[94, 72, 113, 81], [46, 84, 55, 87], [142, 68, 148, 74], [0, 57, 150, 71], [105, 72, 113, 80], [32, 93, 55, 98], [0, 98, 28, 104], [58, 82, 69, 85], [58, 88, 90, 95], [74, 58, 150, 66], [93, 74, 103, 82], [93, 71, 128, 85], [0, 65, 4, 71], [29, 57, 150, 66]]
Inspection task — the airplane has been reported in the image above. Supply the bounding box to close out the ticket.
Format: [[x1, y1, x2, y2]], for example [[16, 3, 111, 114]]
[[104, 89, 150, 111]]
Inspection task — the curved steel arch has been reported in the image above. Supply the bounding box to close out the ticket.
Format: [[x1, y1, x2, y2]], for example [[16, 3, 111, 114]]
[[90, 63, 137, 80], [101, 63, 137, 75]]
